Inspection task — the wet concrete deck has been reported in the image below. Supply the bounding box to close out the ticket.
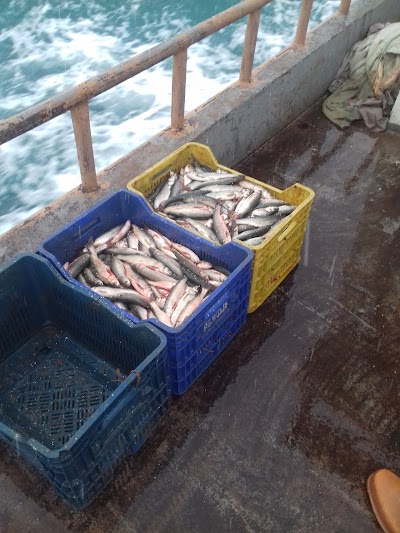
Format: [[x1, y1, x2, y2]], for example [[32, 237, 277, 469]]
[[1, 102, 399, 532]]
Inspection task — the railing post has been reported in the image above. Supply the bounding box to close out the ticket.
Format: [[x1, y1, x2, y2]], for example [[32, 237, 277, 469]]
[[239, 9, 261, 83], [293, 0, 314, 47], [171, 48, 187, 130], [70, 102, 98, 192], [337, 0, 351, 16]]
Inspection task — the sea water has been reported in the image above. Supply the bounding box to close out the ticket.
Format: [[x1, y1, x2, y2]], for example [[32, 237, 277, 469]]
[[0, 0, 339, 235]]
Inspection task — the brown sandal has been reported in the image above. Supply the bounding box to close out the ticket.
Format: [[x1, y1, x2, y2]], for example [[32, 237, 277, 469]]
[[367, 469, 400, 533]]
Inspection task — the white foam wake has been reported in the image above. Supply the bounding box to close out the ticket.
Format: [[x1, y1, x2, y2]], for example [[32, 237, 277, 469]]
[[0, 0, 339, 235]]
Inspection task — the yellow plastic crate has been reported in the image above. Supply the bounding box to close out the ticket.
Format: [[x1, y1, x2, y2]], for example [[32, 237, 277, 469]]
[[126, 143, 315, 313]]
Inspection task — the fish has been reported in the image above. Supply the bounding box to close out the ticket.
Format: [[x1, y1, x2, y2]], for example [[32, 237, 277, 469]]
[[87, 239, 120, 287], [130, 304, 148, 320], [131, 263, 177, 283], [68, 252, 91, 278], [145, 164, 297, 248], [83, 267, 104, 286], [92, 286, 152, 307], [131, 224, 157, 249], [66, 220, 230, 328], [234, 191, 262, 218], [163, 203, 214, 219], [235, 225, 273, 241], [175, 288, 208, 327], [185, 217, 220, 244], [149, 301, 174, 327], [278, 205, 296, 216], [170, 286, 198, 325], [149, 247, 184, 278], [108, 220, 131, 245], [164, 277, 187, 317], [154, 174, 177, 210], [92, 224, 124, 247], [213, 203, 231, 244], [77, 272, 91, 288], [110, 256, 131, 288]]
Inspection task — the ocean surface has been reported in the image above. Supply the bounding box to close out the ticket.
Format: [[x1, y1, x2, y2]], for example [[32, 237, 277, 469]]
[[0, 0, 339, 235]]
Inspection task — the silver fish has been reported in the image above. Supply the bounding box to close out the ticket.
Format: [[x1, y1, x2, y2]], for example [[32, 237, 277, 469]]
[[251, 206, 279, 217], [163, 203, 214, 219], [197, 260, 213, 270], [244, 236, 267, 246], [203, 269, 227, 282], [161, 190, 211, 208], [170, 287, 197, 325], [110, 257, 131, 288], [103, 247, 147, 256], [256, 198, 286, 208], [149, 247, 184, 278], [122, 262, 158, 300], [92, 286, 152, 307], [239, 180, 272, 198], [185, 218, 220, 245], [234, 191, 262, 218], [68, 252, 90, 278], [236, 226, 273, 241], [115, 254, 173, 276], [146, 229, 176, 258], [83, 267, 104, 287], [131, 263, 176, 283], [169, 242, 200, 263], [92, 224, 123, 247], [149, 301, 174, 327], [185, 170, 244, 182], [130, 304, 148, 320], [131, 224, 157, 249], [175, 288, 208, 327], [87, 239, 120, 287], [77, 272, 91, 288], [278, 205, 296, 216], [164, 277, 187, 317], [213, 203, 231, 244], [154, 174, 177, 210], [237, 216, 279, 229], [110, 220, 131, 245], [114, 301, 129, 311], [127, 231, 139, 249], [185, 175, 243, 190]]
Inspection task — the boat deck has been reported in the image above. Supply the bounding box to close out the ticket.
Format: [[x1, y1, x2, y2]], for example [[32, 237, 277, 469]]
[[1, 101, 399, 532]]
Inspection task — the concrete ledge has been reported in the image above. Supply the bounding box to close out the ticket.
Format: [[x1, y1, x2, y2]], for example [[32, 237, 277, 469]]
[[388, 93, 400, 133], [0, 0, 400, 263]]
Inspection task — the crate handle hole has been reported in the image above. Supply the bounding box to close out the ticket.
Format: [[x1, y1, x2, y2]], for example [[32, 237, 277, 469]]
[[277, 221, 297, 242], [71, 217, 102, 241]]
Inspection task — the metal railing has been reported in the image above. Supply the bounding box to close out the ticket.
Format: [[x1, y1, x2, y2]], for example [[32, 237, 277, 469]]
[[0, 0, 351, 192]]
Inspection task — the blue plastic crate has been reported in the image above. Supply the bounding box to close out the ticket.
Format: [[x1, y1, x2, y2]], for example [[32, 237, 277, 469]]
[[0, 254, 170, 509], [37, 190, 253, 395]]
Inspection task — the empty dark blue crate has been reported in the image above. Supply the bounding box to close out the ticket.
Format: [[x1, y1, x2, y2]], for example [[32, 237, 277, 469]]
[[37, 190, 253, 395], [0, 253, 170, 509]]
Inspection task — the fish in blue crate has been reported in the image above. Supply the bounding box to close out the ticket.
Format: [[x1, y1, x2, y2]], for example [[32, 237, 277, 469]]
[[64, 222, 231, 328]]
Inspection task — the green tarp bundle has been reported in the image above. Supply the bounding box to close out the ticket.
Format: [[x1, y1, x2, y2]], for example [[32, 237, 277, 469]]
[[322, 22, 400, 132]]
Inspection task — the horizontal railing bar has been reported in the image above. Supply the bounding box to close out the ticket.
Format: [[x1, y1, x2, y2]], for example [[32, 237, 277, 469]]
[[0, 0, 272, 145]]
